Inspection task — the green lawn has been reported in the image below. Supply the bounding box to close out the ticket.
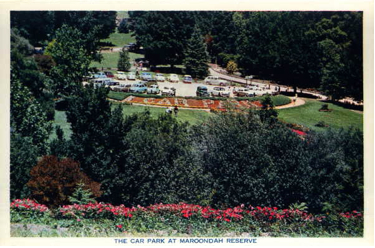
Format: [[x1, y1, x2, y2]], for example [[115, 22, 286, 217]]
[[277, 98, 363, 132], [112, 103, 212, 126], [49, 111, 72, 141], [101, 32, 136, 48], [117, 11, 129, 19], [50, 105, 212, 140], [90, 52, 144, 69]]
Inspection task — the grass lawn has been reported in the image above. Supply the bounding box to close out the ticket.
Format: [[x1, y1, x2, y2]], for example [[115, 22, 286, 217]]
[[277, 98, 363, 132], [49, 111, 72, 141], [117, 11, 129, 19], [90, 52, 144, 69], [101, 32, 136, 48], [50, 105, 212, 140], [112, 102, 212, 126]]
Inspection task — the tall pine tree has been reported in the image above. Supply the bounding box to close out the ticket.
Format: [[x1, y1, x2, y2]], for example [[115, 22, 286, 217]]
[[183, 27, 209, 79], [117, 47, 131, 71]]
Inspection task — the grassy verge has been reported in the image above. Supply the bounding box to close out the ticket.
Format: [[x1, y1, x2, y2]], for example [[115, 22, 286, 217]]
[[277, 99, 363, 132]]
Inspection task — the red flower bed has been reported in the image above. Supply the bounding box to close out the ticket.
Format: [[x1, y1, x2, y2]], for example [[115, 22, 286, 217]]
[[11, 199, 49, 213], [124, 96, 262, 111]]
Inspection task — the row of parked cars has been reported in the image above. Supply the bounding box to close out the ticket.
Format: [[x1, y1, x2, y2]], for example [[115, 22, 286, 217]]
[[112, 83, 176, 96], [196, 85, 272, 97], [115, 71, 194, 84]]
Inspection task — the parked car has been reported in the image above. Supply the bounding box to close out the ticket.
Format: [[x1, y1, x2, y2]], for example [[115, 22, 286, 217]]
[[161, 86, 176, 96], [116, 71, 127, 80], [204, 76, 228, 86], [147, 84, 160, 94], [182, 75, 193, 84], [233, 87, 252, 97], [130, 83, 147, 93], [155, 73, 165, 82], [104, 71, 115, 78], [90, 78, 107, 88], [168, 74, 179, 83], [140, 72, 153, 81], [93, 72, 107, 79], [196, 86, 210, 97], [127, 72, 136, 80], [210, 86, 230, 97], [112, 84, 132, 92]]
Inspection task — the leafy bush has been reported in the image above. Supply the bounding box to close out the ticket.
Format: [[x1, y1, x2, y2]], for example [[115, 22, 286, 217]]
[[27, 156, 103, 208], [10, 199, 51, 223]]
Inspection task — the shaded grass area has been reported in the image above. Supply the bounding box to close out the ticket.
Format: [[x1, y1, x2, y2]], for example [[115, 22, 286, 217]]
[[112, 102, 212, 126], [90, 52, 144, 69], [49, 111, 72, 141], [277, 98, 363, 132], [50, 105, 212, 140], [101, 32, 136, 48]]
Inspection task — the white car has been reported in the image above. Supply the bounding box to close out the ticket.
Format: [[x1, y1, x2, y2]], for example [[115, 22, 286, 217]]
[[155, 73, 165, 82], [210, 87, 231, 97], [127, 72, 136, 80], [168, 74, 179, 83], [161, 86, 176, 96], [204, 76, 228, 86], [147, 85, 160, 94], [116, 71, 127, 80]]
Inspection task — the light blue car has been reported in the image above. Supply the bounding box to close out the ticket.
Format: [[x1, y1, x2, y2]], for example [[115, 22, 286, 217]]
[[140, 72, 153, 81], [130, 83, 147, 93], [93, 72, 107, 79]]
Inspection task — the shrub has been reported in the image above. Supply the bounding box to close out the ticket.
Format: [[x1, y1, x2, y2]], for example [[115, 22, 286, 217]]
[[27, 156, 103, 208]]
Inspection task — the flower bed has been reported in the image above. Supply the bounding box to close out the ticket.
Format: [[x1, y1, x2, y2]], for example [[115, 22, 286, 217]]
[[10, 200, 363, 237]]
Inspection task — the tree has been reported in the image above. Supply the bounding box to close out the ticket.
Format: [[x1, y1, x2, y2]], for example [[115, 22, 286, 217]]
[[47, 25, 91, 96], [226, 60, 238, 74], [117, 47, 131, 71], [130, 11, 195, 67], [69, 182, 97, 204], [118, 19, 129, 33], [27, 155, 102, 208], [183, 27, 209, 79]]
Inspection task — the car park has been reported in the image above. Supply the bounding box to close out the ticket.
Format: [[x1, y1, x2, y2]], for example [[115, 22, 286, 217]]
[[183, 75, 193, 84], [104, 71, 114, 78], [204, 76, 228, 86], [161, 86, 176, 96], [140, 72, 153, 81], [155, 73, 165, 82], [233, 87, 253, 97], [196, 86, 210, 97], [93, 72, 107, 79], [130, 83, 147, 93], [168, 74, 179, 83], [116, 71, 127, 80], [210, 86, 231, 97], [127, 72, 136, 80], [113, 84, 132, 92], [147, 84, 160, 94]]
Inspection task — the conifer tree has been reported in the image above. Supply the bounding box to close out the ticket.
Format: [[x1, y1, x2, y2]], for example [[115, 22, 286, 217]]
[[183, 27, 209, 79], [117, 47, 131, 71]]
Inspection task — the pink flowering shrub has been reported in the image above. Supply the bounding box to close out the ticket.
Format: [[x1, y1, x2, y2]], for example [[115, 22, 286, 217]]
[[10, 199, 50, 223]]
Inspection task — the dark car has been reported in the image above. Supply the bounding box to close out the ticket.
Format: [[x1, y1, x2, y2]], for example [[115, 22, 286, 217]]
[[196, 86, 209, 97], [104, 71, 114, 78]]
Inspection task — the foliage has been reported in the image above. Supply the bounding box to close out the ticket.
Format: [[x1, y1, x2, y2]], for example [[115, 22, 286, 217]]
[[117, 47, 131, 71], [47, 25, 91, 96], [11, 28, 34, 55], [118, 19, 129, 33], [33, 54, 56, 76], [10, 133, 39, 200], [11, 201, 363, 237], [226, 60, 238, 74], [68, 182, 97, 205], [183, 27, 209, 79], [10, 80, 52, 151], [27, 156, 102, 208], [10, 199, 51, 224]]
